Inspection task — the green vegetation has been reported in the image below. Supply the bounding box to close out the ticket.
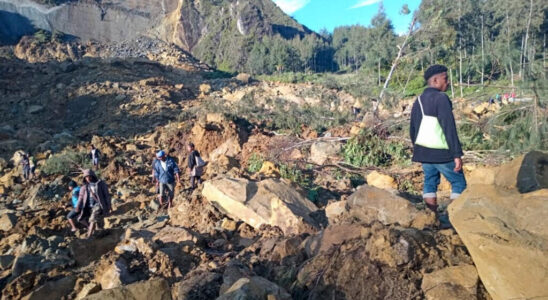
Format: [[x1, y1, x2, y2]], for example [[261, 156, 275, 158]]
[[279, 163, 319, 202], [458, 122, 491, 151], [191, 0, 312, 73], [33, 30, 49, 44], [399, 179, 421, 197], [32, 29, 64, 44], [258, 72, 378, 101], [203, 91, 352, 135], [200, 0, 546, 114], [343, 130, 411, 168], [247, 153, 264, 173], [42, 150, 91, 176]]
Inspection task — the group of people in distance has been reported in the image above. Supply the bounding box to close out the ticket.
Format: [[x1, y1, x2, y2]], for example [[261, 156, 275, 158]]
[[66, 142, 205, 238], [18, 151, 36, 182], [489, 91, 516, 105]]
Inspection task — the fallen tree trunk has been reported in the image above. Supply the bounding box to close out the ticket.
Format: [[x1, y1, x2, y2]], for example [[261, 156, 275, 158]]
[[377, 15, 418, 110]]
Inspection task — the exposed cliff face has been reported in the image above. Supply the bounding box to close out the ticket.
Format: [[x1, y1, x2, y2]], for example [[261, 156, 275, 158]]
[[0, 0, 312, 69], [0, 0, 176, 44]]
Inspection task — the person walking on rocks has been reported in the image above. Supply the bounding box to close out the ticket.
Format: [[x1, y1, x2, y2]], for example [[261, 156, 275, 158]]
[[19, 152, 31, 181], [28, 152, 36, 180], [409, 65, 467, 213], [187, 143, 205, 190], [89, 145, 101, 169], [153, 150, 180, 208], [77, 169, 111, 238], [67, 180, 87, 232]]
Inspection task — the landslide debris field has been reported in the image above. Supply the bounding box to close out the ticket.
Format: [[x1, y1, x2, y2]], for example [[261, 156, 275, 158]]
[[0, 38, 546, 300]]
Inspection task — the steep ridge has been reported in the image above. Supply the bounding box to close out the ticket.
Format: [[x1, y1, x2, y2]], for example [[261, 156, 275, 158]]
[[0, 0, 312, 68]]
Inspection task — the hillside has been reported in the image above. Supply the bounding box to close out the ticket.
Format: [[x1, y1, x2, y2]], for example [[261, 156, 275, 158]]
[[0, 0, 312, 70]]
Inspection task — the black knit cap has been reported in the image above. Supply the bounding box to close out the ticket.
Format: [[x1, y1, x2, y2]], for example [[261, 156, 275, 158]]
[[424, 64, 448, 81]]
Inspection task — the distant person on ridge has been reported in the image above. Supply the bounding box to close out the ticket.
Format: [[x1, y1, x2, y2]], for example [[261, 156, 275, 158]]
[[153, 150, 180, 208], [187, 143, 205, 190], [409, 65, 467, 213], [89, 145, 101, 169], [77, 169, 111, 238], [19, 152, 31, 181], [28, 152, 36, 180]]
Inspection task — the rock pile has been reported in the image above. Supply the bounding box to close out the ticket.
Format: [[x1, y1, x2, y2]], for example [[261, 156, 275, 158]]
[[449, 151, 548, 300], [0, 39, 542, 300]]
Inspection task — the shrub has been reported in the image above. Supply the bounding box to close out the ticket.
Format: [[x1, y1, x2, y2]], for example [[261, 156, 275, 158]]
[[51, 30, 64, 42], [247, 153, 264, 173], [33, 30, 49, 44], [343, 130, 411, 167], [42, 150, 91, 176], [279, 163, 319, 202], [458, 121, 492, 151]]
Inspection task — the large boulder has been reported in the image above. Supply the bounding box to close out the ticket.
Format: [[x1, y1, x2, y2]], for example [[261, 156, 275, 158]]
[[83, 279, 172, 300], [173, 270, 222, 300], [23, 176, 67, 209], [329, 185, 436, 229], [69, 229, 123, 266], [495, 151, 548, 193], [0, 213, 17, 232], [421, 265, 479, 300], [11, 254, 73, 278], [309, 141, 341, 165], [217, 276, 291, 300], [366, 171, 397, 190], [22, 276, 76, 300], [153, 226, 199, 247], [303, 224, 368, 257], [448, 184, 548, 300], [208, 137, 241, 161], [95, 257, 138, 289], [466, 151, 548, 192], [114, 228, 156, 255], [76, 283, 101, 300], [202, 178, 319, 235]]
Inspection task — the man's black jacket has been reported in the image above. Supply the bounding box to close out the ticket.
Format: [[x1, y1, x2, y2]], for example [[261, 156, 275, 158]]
[[188, 150, 201, 169], [409, 87, 463, 163]]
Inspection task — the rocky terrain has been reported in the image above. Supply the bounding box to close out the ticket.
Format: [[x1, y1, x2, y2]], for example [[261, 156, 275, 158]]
[[0, 35, 547, 300]]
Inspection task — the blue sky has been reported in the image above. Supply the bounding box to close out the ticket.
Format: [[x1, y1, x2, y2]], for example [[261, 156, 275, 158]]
[[273, 0, 421, 34]]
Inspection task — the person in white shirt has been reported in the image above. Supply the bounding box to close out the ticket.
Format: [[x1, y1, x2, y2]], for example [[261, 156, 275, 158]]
[[89, 145, 101, 169]]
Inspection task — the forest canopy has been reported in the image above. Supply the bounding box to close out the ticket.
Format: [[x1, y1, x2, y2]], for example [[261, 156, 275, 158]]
[[239, 0, 546, 88]]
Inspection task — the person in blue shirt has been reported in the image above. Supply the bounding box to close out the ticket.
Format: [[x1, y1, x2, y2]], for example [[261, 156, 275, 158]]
[[153, 150, 180, 209], [67, 180, 87, 232]]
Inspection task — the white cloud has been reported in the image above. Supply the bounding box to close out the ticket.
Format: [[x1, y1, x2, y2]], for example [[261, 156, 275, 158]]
[[350, 0, 382, 9], [273, 0, 311, 15]]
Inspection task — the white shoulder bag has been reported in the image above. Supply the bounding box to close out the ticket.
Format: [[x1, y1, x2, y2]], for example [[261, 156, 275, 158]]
[[415, 96, 449, 149]]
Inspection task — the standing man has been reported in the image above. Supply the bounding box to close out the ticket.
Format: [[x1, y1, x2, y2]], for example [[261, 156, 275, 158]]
[[77, 169, 111, 238], [28, 152, 36, 180], [187, 143, 204, 190], [410, 65, 467, 213], [19, 152, 31, 181], [153, 150, 180, 208], [89, 145, 101, 169]]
